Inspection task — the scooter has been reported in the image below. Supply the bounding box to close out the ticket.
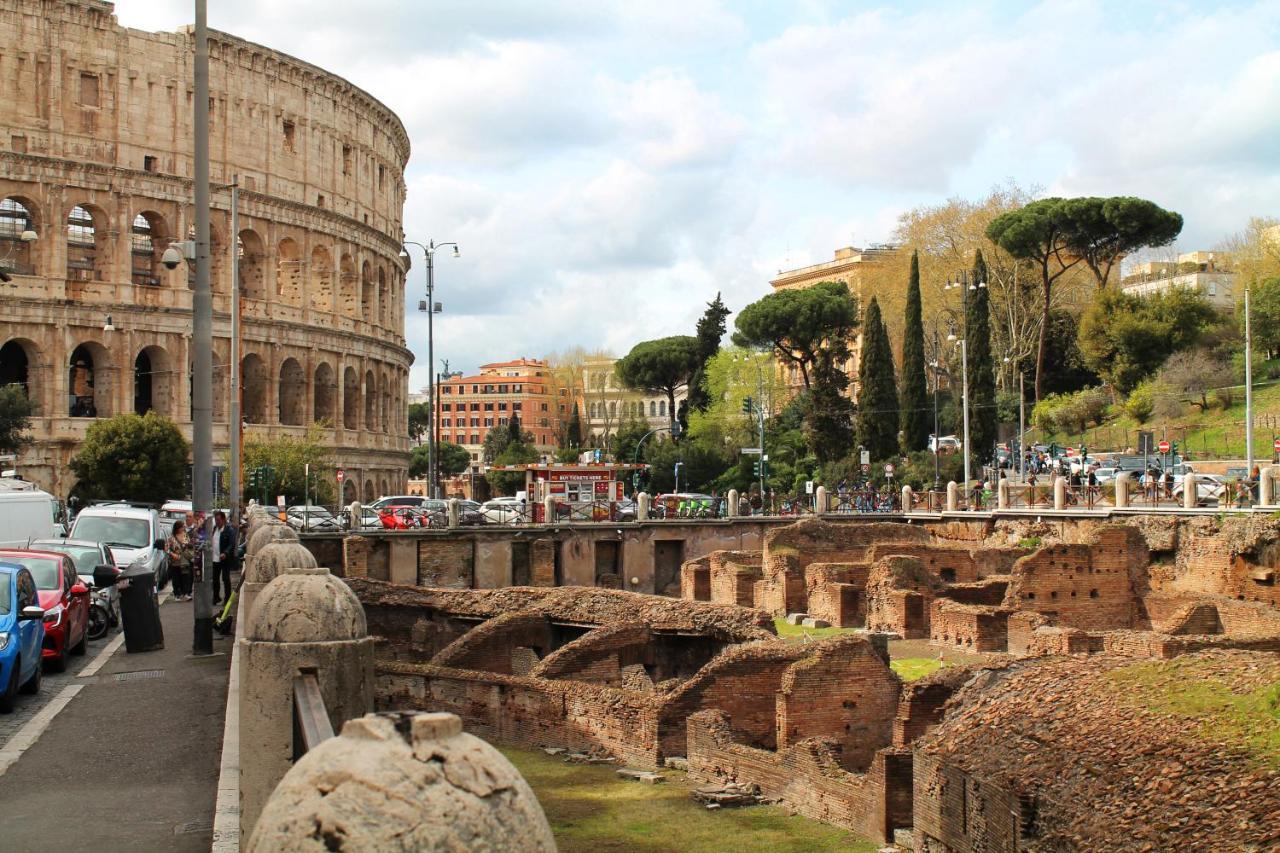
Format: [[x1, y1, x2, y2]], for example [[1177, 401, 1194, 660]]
[[82, 572, 120, 640]]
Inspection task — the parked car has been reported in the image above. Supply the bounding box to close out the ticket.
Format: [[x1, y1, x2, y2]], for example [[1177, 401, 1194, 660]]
[[480, 497, 528, 525], [70, 503, 169, 589], [617, 498, 637, 522], [342, 506, 382, 530], [1172, 474, 1227, 505], [0, 563, 44, 712], [378, 506, 445, 530], [0, 549, 90, 672], [457, 500, 485, 526], [31, 539, 120, 642], [1092, 467, 1118, 485], [368, 496, 427, 511], [0, 479, 59, 542], [929, 435, 962, 453], [285, 506, 341, 532]]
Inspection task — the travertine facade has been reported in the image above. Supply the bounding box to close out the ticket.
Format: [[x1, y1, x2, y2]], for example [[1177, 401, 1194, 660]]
[[0, 0, 412, 499]]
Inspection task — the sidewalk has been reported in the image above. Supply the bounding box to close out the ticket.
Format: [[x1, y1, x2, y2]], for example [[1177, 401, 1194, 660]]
[[0, 593, 233, 852]]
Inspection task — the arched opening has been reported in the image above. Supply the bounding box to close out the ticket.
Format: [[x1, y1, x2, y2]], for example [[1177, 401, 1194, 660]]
[[242, 353, 268, 424], [0, 339, 36, 411], [278, 357, 305, 425], [309, 246, 333, 312], [68, 342, 112, 417], [132, 345, 173, 417], [67, 204, 108, 282], [342, 479, 356, 504], [379, 373, 391, 434], [363, 370, 377, 432], [343, 366, 359, 430], [313, 362, 336, 425], [339, 253, 357, 317], [276, 237, 302, 305], [363, 478, 376, 502], [238, 229, 266, 298], [380, 476, 390, 497], [0, 197, 39, 276], [130, 211, 167, 286], [360, 260, 375, 322], [377, 266, 388, 327]]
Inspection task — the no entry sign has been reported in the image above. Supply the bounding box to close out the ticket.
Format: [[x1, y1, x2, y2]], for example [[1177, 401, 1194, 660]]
[[336, 468, 345, 483], [1158, 440, 1170, 453]]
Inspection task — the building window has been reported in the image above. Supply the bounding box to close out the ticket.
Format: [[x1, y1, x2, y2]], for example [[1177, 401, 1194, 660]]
[[498, 402, 507, 411], [484, 403, 494, 411], [316, 194, 325, 208], [79, 72, 100, 107], [378, 164, 385, 189], [470, 434, 479, 444], [441, 403, 451, 411], [513, 384, 522, 393], [484, 418, 493, 427], [441, 386, 452, 394], [608, 402, 617, 416], [143, 155, 158, 173], [282, 119, 296, 153], [513, 402, 522, 411], [470, 417, 479, 427], [541, 403, 548, 411], [470, 402, 480, 411], [442, 418, 451, 427], [660, 400, 667, 416], [499, 417, 508, 425], [471, 384, 479, 394], [342, 144, 353, 176]]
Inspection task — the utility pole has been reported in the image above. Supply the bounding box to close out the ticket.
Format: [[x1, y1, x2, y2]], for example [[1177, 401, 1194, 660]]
[[191, 0, 214, 655], [961, 337, 971, 493], [1018, 371, 1026, 482], [229, 178, 240, 529], [426, 248, 436, 498], [1245, 284, 1254, 486]]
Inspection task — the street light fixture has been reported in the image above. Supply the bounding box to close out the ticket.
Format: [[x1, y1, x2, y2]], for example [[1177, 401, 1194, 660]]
[[734, 352, 769, 500], [945, 269, 985, 501], [402, 239, 459, 499]]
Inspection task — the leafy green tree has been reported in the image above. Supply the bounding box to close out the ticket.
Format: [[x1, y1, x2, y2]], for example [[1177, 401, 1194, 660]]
[[899, 251, 929, 453], [407, 402, 431, 445], [616, 336, 701, 435], [1245, 276, 1280, 359], [410, 443, 470, 478], [611, 419, 652, 466], [482, 414, 533, 464], [804, 356, 854, 464], [1058, 196, 1183, 288], [733, 281, 858, 389], [485, 441, 538, 496], [1078, 287, 1217, 393], [986, 198, 1081, 400], [565, 404, 583, 448], [687, 292, 731, 414], [644, 437, 729, 493], [1038, 309, 1100, 396], [855, 297, 899, 461], [70, 411, 190, 503], [242, 424, 335, 505], [966, 250, 999, 466], [0, 384, 33, 455]]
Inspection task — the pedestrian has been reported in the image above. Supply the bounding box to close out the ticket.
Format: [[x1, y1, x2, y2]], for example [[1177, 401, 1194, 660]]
[[165, 518, 193, 601], [1162, 468, 1174, 500], [211, 510, 235, 605], [737, 492, 750, 517]]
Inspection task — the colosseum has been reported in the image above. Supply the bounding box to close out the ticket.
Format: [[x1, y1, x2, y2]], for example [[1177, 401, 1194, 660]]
[[0, 0, 412, 501]]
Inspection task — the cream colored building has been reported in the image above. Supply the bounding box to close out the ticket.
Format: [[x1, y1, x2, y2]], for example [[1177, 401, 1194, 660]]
[[0, 0, 412, 500], [580, 355, 685, 448], [1122, 251, 1237, 312]]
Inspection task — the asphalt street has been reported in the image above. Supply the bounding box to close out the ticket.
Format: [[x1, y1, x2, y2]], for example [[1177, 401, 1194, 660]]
[[0, 592, 232, 852]]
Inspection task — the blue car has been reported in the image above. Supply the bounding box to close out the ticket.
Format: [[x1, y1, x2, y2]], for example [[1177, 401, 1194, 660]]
[[0, 562, 45, 712]]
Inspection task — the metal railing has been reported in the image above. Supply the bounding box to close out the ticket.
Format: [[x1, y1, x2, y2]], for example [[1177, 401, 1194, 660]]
[[291, 671, 333, 760]]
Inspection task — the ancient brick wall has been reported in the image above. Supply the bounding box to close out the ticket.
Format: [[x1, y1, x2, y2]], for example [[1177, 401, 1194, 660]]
[[1005, 611, 1049, 656], [865, 556, 943, 637], [680, 556, 711, 601], [428, 612, 557, 674], [930, 602, 1009, 652], [892, 667, 976, 748], [1144, 592, 1280, 636], [775, 636, 900, 771], [912, 752, 1022, 853], [417, 539, 474, 588], [530, 623, 653, 684]]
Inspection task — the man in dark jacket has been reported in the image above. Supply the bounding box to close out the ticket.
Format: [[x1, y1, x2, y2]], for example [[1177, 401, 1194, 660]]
[[212, 510, 236, 605]]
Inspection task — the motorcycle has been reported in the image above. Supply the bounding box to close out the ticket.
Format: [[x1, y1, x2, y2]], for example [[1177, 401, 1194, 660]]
[[81, 573, 120, 641]]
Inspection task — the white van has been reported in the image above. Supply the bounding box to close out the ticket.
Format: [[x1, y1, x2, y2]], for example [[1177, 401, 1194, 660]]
[[0, 479, 58, 542]]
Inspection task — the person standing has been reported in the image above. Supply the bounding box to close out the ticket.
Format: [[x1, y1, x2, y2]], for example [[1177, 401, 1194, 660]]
[[165, 518, 193, 601], [212, 511, 235, 605]]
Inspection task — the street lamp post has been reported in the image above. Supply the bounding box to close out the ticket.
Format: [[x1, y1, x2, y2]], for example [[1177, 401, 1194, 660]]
[[402, 240, 459, 499], [945, 269, 986, 503], [735, 353, 768, 499], [1245, 284, 1254, 485]]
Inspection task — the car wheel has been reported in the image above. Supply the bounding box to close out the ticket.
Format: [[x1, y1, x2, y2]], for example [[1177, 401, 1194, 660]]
[[19, 658, 41, 695], [0, 664, 17, 712]]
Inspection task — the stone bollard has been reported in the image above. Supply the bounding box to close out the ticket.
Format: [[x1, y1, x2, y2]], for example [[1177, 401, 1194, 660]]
[[239, 567, 375, 840], [242, 541, 318, 624], [815, 486, 827, 514], [637, 491, 651, 521], [543, 494, 556, 525], [247, 522, 299, 559], [447, 498, 460, 529], [1261, 467, 1276, 507], [997, 477, 1009, 510], [1053, 476, 1067, 510], [1115, 472, 1131, 508], [901, 485, 913, 514], [347, 501, 363, 530], [725, 489, 738, 518], [1183, 472, 1197, 510], [946, 481, 959, 512], [246, 711, 555, 853]]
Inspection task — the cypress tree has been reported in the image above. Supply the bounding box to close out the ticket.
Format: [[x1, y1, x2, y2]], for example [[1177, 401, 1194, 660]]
[[566, 404, 583, 447], [966, 250, 998, 469], [899, 250, 929, 452], [855, 297, 899, 461]]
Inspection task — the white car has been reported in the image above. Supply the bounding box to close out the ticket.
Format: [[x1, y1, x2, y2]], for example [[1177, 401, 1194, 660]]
[[1172, 474, 1227, 505], [1092, 467, 1118, 484], [481, 497, 528, 525], [929, 435, 962, 453], [70, 502, 169, 588], [286, 506, 341, 532]]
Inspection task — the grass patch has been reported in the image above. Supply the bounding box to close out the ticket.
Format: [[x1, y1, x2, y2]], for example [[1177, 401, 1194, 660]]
[[772, 617, 859, 642], [501, 746, 877, 853], [891, 657, 943, 681], [1108, 660, 1280, 768], [1018, 536, 1042, 550]]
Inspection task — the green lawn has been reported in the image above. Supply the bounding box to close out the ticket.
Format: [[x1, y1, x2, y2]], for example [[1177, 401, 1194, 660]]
[[502, 747, 877, 853], [890, 657, 943, 681], [772, 616, 859, 642]]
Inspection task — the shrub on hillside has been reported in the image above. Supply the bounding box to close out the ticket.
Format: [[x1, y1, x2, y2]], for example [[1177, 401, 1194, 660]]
[[1124, 381, 1157, 423], [1031, 386, 1109, 436]]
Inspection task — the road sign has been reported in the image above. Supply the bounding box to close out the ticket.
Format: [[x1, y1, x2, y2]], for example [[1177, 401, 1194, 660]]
[[276, 495, 286, 509], [1158, 439, 1171, 454], [1274, 437, 1280, 453], [884, 463, 895, 476], [805, 480, 814, 494], [1138, 431, 1155, 454], [336, 468, 345, 483], [860, 450, 870, 465], [861, 463, 870, 473], [741, 447, 762, 455]]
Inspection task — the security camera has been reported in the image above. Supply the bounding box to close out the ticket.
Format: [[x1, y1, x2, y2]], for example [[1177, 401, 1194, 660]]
[[161, 245, 185, 270]]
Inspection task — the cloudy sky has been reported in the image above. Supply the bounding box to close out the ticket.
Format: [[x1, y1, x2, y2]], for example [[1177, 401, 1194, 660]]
[[117, 1, 1280, 391]]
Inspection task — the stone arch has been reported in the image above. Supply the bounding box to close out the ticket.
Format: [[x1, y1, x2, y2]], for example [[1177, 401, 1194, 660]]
[[342, 366, 359, 430], [363, 478, 375, 502], [130, 210, 168, 287], [342, 479, 356, 504], [377, 266, 388, 327], [313, 361, 336, 425], [360, 260, 375, 322], [66, 203, 111, 281], [242, 353, 268, 423], [339, 253, 357, 317], [68, 341, 113, 417], [0, 338, 39, 412], [278, 357, 305, 425], [238, 229, 266, 298], [380, 476, 390, 497], [379, 372, 391, 435], [0, 196, 40, 276], [309, 245, 333, 312], [364, 369, 377, 432], [133, 344, 174, 417], [276, 237, 302, 305]]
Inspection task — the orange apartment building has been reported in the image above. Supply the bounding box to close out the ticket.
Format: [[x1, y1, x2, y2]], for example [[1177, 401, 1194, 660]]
[[435, 358, 567, 470]]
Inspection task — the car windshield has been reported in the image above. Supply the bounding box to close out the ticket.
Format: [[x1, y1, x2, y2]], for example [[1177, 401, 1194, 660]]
[[73, 516, 151, 549], [2, 556, 59, 590], [33, 543, 100, 573]]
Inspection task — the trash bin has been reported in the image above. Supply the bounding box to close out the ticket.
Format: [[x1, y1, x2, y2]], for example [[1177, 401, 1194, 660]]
[[118, 558, 164, 653]]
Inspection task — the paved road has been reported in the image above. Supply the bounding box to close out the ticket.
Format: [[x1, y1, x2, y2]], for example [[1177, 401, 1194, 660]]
[[0, 593, 232, 852]]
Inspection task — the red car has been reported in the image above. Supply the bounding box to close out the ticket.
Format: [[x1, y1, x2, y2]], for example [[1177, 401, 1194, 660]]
[[0, 550, 90, 672]]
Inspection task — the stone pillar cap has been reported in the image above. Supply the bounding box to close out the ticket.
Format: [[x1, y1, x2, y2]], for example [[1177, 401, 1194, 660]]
[[246, 568, 365, 642], [246, 541, 319, 584]]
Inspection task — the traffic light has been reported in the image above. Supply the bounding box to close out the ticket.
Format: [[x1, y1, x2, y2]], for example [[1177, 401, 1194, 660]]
[[1171, 441, 1179, 455], [752, 460, 761, 477], [742, 396, 753, 414]]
